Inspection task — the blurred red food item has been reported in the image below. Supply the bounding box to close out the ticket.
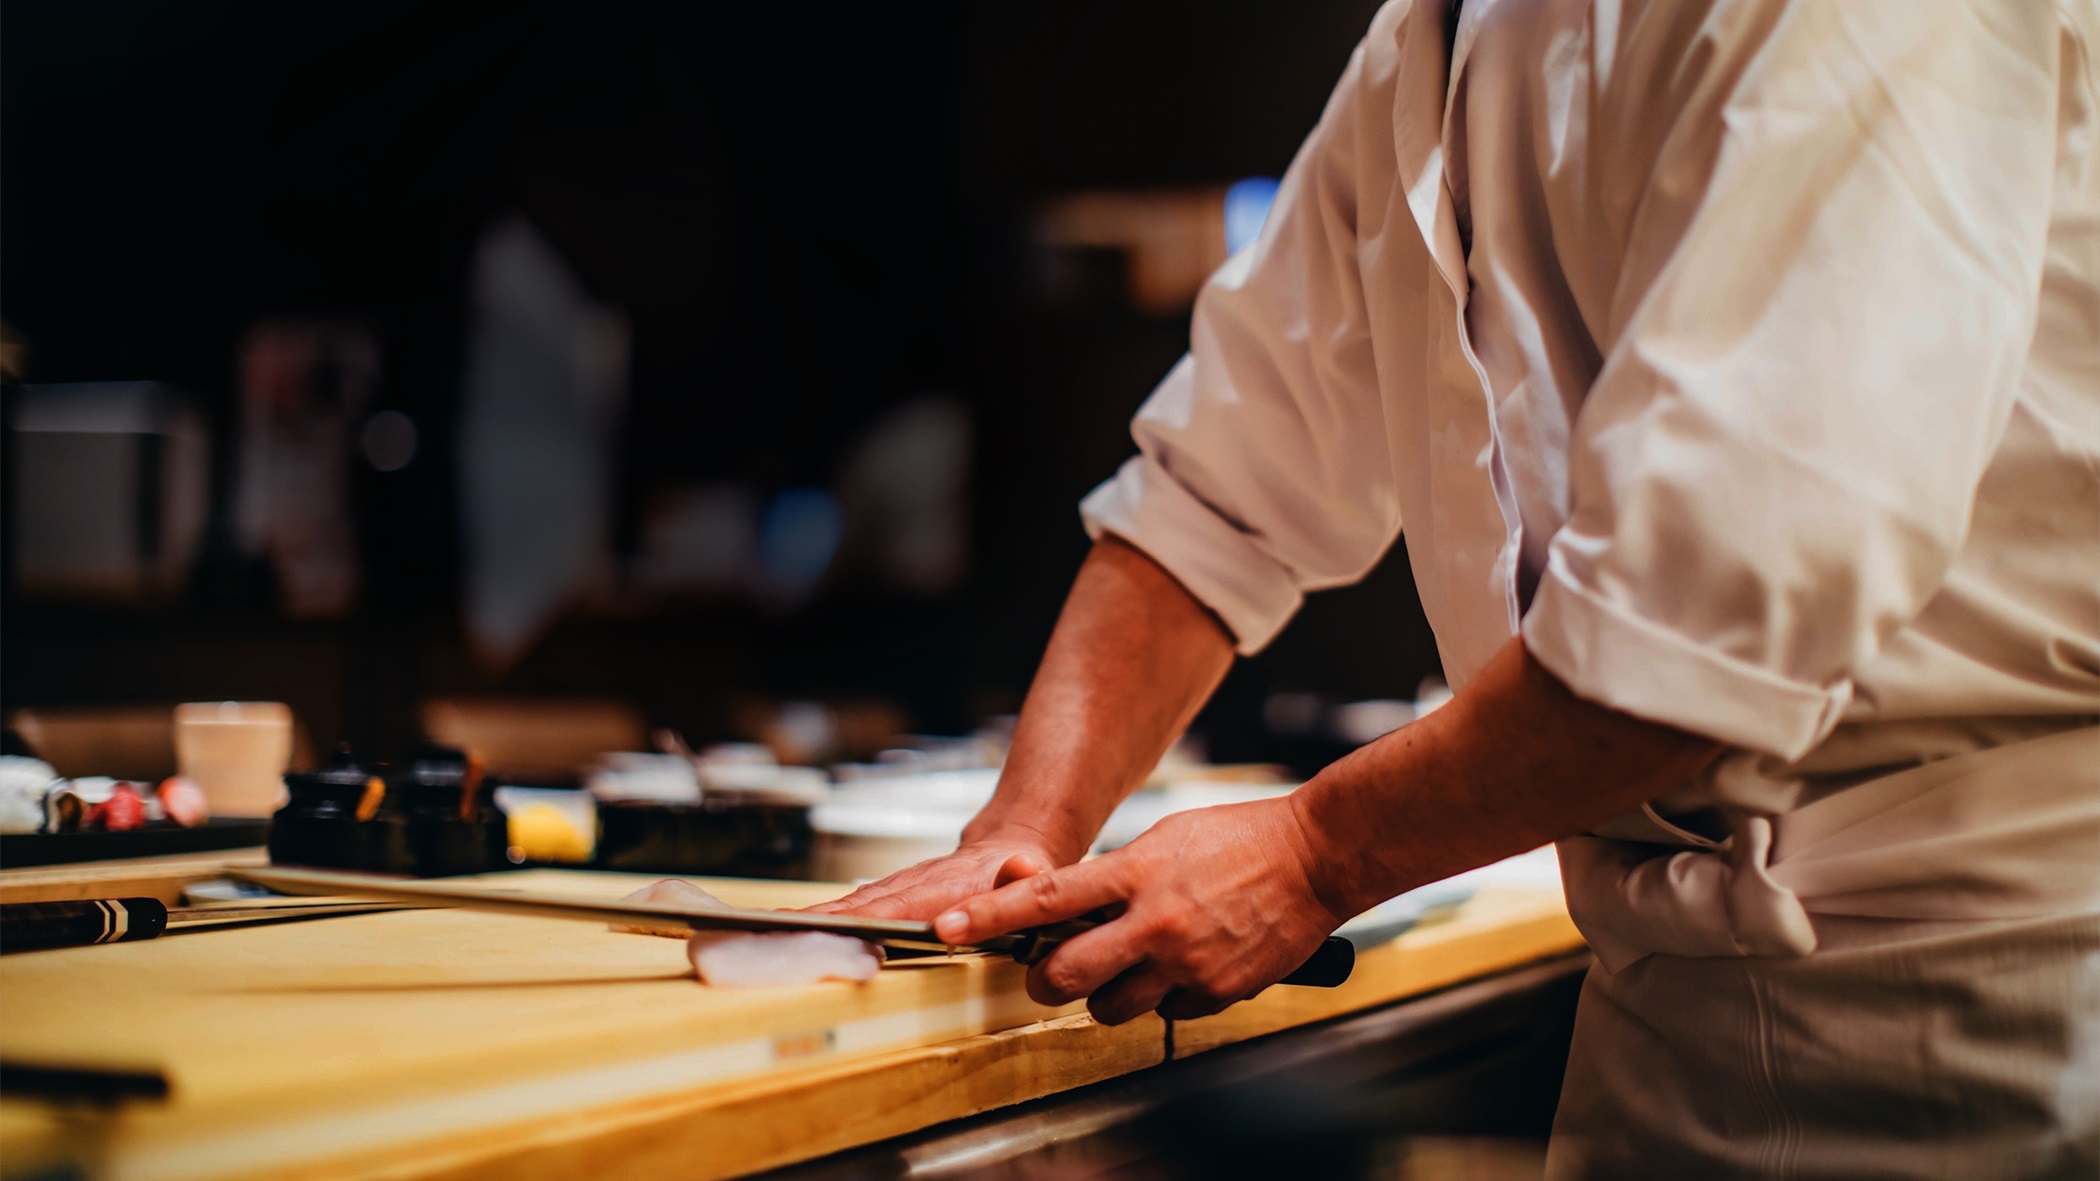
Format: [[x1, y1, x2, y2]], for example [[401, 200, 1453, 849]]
[[100, 782, 147, 831], [158, 775, 210, 827]]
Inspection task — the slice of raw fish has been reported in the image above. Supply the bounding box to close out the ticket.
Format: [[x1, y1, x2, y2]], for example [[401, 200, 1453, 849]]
[[688, 927, 882, 986], [613, 878, 884, 985]]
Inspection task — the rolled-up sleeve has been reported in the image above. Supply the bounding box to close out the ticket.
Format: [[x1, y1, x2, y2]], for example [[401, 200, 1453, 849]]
[[1522, 0, 2063, 759], [1082, 6, 1412, 654], [1080, 378, 1309, 653]]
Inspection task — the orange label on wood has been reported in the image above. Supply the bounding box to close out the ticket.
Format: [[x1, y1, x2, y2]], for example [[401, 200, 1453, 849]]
[[771, 1029, 835, 1060]]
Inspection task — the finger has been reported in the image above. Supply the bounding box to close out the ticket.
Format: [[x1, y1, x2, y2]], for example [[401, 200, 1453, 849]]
[[804, 878, 908, 915], [1023, 921, 1145, 1006], [1157, 987, 1233, 1022], [1087, 965, 1174, 1026], [993, 849, 1053, 888], [814, 879, 968, 921], [935, 860, 1124, 943], [802, 891, 870, 915], [811, 849, 1045, 918]]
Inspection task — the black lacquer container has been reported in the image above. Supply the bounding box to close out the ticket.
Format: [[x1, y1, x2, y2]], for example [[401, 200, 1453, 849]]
[[269, 747, 390, 871], [269, 745, 510, 876], [380, 745, 510, 878]]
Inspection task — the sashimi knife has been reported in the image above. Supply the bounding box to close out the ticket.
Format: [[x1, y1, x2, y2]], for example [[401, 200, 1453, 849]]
[[233, 865, 1356, 987]]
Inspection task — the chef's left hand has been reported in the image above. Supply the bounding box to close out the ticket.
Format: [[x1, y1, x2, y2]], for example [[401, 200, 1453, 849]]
[[933, 796, 1348, 1025]]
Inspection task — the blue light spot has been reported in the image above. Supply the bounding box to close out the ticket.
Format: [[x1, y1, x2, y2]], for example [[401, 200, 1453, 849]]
[[1224, 177, 1281, 255], [760, 487, 843, 595]]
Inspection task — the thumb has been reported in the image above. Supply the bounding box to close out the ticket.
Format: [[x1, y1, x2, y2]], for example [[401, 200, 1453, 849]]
[[994, 849, 1054, 888]]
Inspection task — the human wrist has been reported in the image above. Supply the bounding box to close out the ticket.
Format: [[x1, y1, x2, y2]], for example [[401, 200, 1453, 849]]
[[959, 810, 1091, 866], [1285, 778, 1388, 920]]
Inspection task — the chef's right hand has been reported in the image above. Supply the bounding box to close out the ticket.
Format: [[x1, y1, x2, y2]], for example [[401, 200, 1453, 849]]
[[805, 829, 1065, 921]]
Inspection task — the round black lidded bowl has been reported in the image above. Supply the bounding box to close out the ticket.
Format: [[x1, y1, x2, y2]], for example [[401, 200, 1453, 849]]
[[269, 747, 389, 871]]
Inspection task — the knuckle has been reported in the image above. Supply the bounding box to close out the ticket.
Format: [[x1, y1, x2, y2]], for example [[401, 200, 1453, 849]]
[[1150, 910, 1193, 944], [1172, 949, 1240, 998], [1025, 872, 1066, 907], [1023, 962, 1062, 1003], [1024, 963, 1064, 1004], [1183, 955, 1224, 991], [1039, 959, 1088, 1000]]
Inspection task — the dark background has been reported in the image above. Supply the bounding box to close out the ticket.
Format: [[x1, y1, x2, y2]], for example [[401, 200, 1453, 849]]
[[1, 0, 1440, 768]]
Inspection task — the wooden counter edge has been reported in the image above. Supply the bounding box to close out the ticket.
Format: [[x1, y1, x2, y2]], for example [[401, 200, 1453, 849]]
[[354, 1010, 1168, 1181]]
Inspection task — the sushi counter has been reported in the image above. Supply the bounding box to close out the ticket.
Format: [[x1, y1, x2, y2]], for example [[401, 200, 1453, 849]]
[[0, 852, 1584, 1181]]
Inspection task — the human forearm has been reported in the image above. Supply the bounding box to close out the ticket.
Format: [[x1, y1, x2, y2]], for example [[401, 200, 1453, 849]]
[[965, 535, 1236, 862], [1289, 636, 1721, 918], [817, 535, 1234, 920], [929, 631, 1720, 1024]]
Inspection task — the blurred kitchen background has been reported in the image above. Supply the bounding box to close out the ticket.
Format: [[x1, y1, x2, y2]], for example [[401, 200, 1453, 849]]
[[1, 0, 1445, 779]]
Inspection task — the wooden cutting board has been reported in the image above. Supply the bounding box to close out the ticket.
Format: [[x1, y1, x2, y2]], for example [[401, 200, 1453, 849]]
[[0, 869, 1582, 1181], [1, 871, 1065, 1101]]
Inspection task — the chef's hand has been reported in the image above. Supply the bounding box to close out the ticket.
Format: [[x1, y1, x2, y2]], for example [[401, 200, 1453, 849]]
[[933, 796, 1346, 1026], [806, 826, 1067, 920]]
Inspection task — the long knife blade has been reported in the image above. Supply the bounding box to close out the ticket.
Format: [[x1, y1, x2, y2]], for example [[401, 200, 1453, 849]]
[[232, 865, 1354, 987], [232, 866, 961, 953]]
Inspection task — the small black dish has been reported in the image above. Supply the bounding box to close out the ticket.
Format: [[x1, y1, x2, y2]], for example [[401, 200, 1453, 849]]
[[1, 818, 271, 869]]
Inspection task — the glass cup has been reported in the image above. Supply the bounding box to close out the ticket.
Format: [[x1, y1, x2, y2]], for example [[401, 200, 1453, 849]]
[[174, 701, 294, 818]]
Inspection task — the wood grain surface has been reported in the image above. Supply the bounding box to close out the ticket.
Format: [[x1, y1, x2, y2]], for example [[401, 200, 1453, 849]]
[[0, 847, 270, 906], [0, 868, 1581, 1181]]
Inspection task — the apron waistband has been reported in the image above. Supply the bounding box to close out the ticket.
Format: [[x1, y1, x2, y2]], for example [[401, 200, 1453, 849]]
[[1560, 724, 2100, 972]]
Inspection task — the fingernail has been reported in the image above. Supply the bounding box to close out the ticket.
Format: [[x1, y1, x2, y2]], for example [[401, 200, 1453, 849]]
[[936, 911, 968, 940]]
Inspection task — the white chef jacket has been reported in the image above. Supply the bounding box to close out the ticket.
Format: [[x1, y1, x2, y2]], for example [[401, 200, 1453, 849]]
[[1080, 0, 2100, 967]]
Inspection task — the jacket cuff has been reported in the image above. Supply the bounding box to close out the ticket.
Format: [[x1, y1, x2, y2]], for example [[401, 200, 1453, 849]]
[[1521, 565, 1851, 761], [1079, 456, 1304, 655]]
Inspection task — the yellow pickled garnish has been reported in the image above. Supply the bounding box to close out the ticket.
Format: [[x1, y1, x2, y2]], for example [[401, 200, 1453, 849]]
[[508, 802, 593, 863]]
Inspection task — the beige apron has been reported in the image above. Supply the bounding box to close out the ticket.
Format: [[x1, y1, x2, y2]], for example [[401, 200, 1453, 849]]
[[1546, 725, 2100, 1179]]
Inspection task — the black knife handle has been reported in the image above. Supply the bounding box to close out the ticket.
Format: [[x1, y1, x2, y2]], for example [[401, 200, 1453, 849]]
[[1278, 937, 1355, 987], [1008, 928, 1355, 989], [1, 898, 168, 952]]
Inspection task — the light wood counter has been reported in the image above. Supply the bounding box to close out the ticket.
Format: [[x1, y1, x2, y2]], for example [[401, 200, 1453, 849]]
[[0, 847, 271, 906], [0, 865, 1580, 1181]]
